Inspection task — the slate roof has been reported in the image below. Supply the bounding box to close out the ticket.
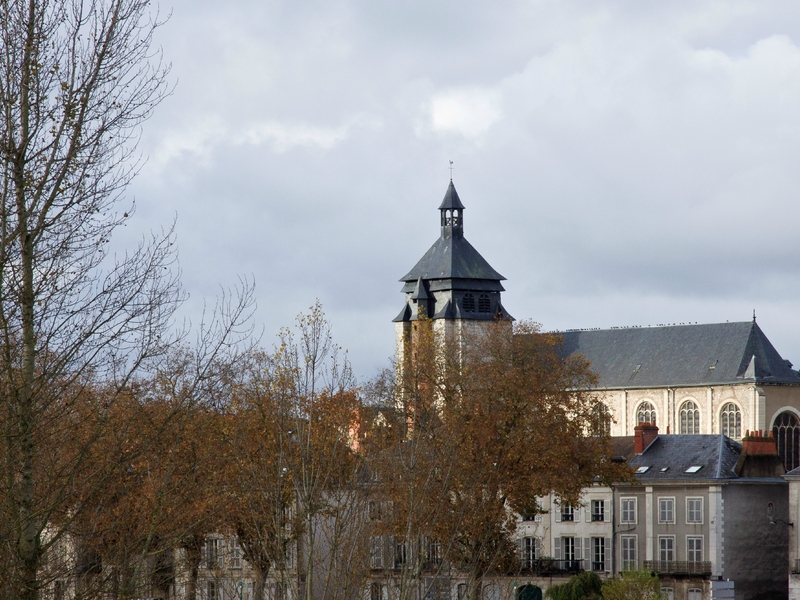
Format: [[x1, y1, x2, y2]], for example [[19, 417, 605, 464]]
[[628, 434, 742, 481], [438, 180, 465, 210], [559, 321, 800, 389], [400, 181, 505, 283]]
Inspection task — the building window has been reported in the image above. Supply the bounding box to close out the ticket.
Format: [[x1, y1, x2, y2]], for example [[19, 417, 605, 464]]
[[561, 504, 575, 522], [687, 589, 702, 600], [369, 501, 383, 521], [426, 539, 442, 565], [205, 538, 221, 569], [773, 411, 800, 471], [478, 294, 491, 313], [519, 537, 539, 569], [591, 405, 610, 436], [370, 537, 383, 569], [562, 537, 576, 562], [394, 539, 409, 568], [462, 293, 476, 313], [591, 500, 605, 522], [207, 582, 219, 600], [457, 584, 468, 600], [230, 537, 242, 569], [273, 583, 284, 600], [658, 537, 675, 562], [661, 588, 674, 600], [686, 498, 703, 524], [370, 583, 385, 600], [637, 402, 656, 425], [680, 401, 700, 434], [720, 403, 742, 438], [687, 537, 703, 562], [621, 498, 637, 524], [658, 498, 674, 524], [621, 536, 637, 571], [592, 538, 605, 571]]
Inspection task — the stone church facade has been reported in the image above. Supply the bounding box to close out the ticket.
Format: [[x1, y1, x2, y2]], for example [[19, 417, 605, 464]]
[[394, 180, 800, 471]]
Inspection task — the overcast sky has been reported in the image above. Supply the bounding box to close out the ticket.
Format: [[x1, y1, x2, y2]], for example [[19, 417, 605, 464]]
[[124, 0, 800, 381]]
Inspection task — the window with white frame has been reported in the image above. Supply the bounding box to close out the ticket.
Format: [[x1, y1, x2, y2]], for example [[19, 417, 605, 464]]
[[680, 401, 700, 434], [370, 583, 385, 600], [230, 538, 242, 569], [592, 538, 605, 571], [562, 537, 576, 562], [661, 588, 674, 600], [520, 537, 539, 569], [205, 538, 221, 569], [658, 498, 675, 524], [687, 537, 703, 562], [659, 537, 675, 562], [207, 582, 219, 600], [370, 536, 383, 569], [637, 402, 656, 424], [687, 589, 702, 600], [621, 536, 636, 571], [457, 584, 467, 600], [427, 539, 442, 565], [561, 504, 575, 522], [621, 498, 637, 523], [686, 498, 703, 524], [591, 500, 605, 522], [394, 539, 409, 568], [273, 582, 284, 600], [721, 403, 742, 438]]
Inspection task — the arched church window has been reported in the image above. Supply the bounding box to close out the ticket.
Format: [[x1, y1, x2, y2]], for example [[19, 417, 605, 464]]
[[680, 401, 700, 434], [720, 403, 741, 439], [463, 293, 476, 313], [637, 402, 656, 425], [591, 404, 611, 436], [478, 294, 491, 313], [773, 411, 800, 472]]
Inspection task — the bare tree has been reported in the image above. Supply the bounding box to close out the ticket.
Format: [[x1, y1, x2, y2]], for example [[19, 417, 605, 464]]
[[0, 1, 252, 598]]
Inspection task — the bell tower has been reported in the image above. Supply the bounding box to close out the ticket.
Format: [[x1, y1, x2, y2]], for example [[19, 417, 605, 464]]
[[394, 180, 511, 365]]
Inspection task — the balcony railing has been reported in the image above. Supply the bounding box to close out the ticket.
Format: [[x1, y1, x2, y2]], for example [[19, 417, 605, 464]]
[[519, 559, 584, 574], [644, 561, 711, 575]]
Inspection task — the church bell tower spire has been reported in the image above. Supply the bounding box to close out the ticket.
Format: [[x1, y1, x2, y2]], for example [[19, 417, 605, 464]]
[[439, 180, 465, 239]]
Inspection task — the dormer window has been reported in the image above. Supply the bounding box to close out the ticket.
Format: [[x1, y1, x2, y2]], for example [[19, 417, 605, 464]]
[[478, 294, 491, 313], [463, 293, 476, 313]]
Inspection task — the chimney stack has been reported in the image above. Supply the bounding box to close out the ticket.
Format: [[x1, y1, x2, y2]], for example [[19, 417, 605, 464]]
[[634, 419, 659, 454], [741, 430, 779, 456]]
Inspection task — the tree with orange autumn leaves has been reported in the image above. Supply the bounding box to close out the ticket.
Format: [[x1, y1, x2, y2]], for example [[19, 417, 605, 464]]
[[369, 318, 631, 600]]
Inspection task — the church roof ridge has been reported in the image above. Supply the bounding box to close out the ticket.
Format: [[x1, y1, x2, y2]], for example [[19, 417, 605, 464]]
[[557, 320, 800, 388]]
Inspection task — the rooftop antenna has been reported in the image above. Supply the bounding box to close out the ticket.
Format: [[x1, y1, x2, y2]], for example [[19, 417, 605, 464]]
[[753, 309, 757, 323], [449, 160, 454, 181]]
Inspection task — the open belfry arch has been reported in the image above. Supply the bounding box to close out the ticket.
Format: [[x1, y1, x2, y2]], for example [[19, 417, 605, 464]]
[[393, 180, 513, 371]]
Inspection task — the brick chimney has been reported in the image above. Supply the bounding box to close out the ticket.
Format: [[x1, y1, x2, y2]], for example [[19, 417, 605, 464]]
[[741, 429, 779, 456], [634, 420, 658, 454], [735, 430, 784, 477]]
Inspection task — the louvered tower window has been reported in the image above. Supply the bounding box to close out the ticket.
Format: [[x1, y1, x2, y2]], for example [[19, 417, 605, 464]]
[[478, 294, 491, 313], [463, 293, 476, 313]]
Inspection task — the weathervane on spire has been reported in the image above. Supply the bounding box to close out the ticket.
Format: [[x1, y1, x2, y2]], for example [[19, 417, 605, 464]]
[[449, 160, 454, 181]]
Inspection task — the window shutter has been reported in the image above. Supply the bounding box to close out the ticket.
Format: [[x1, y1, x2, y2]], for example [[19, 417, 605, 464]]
[[585, 505, 592, 521], [535, 538, 541, 560], [574, 507, 581, 522], [515, 538, 523, 559], [554, 537, 562, 560], [604, 502, 611, 522], [604, 538, 612, 571], [554, 503, 561, 523], [583, 538, 590, 562]]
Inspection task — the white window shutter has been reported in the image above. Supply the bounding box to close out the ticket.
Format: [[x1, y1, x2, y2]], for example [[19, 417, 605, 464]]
[[583, 538, 590, 562], [585, 505, 592, 521], [554, 537, 562, 560], [535, 538, 541, 559], [515, 538, 523, 558], [575, 506, 581, 522], [554, 503, 561, 523], [604, 502, 611, 522], [605, 538, 612, 571]]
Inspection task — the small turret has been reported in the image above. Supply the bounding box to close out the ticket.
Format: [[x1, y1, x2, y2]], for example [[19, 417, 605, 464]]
[[439, 180, 465, 239]]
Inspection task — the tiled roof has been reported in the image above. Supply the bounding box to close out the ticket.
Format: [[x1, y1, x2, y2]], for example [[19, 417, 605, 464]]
[[559, 321, 800, 388], [400, 234, 505, 282], [628, 434, 742, 481]]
